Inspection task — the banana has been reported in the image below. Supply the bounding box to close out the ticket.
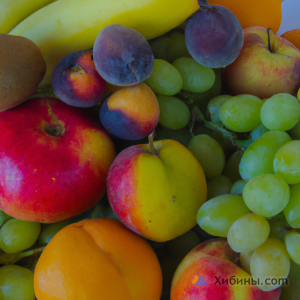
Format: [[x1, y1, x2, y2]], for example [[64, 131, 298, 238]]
[[10, 0, 199, 88], [0, 0, 56, 34]]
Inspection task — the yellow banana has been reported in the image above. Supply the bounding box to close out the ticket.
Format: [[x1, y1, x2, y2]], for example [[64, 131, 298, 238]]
[[0, 0, 56, 34], [10, 0, 199, 88]]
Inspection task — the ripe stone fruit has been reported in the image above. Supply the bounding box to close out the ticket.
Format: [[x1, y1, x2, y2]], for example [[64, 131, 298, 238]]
[[34, 218, 162, 300], [0, 33, 46, 112], [107, 137, 207, 242], [0, 97, 116, 223], [224, 26, 300, 99]]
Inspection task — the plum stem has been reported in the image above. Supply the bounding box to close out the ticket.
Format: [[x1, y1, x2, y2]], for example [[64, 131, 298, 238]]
[[267, 28, 273, 53], [148, 131, 159, 156], [198, 0, 208, 5]]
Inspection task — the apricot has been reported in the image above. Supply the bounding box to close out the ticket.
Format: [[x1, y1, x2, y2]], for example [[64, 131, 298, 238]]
[[281, 29, 300, 51], [34, 218, 162, 300]]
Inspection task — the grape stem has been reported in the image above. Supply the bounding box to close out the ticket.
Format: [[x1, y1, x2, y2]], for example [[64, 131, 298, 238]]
[[267, 28, 273, 53], [189, 108, 196, 138], [148, 131, 159, 156]]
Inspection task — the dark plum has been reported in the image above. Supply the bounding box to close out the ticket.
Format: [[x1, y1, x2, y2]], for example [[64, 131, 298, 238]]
[[185, 4, 244, 68], [93, 24, 154, 86], [52, 49, 106, 107]]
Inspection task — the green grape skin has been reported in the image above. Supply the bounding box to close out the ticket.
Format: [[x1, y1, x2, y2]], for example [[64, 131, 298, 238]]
[[155, 125, 192, 147], [166, 230, 200, 256], [220, 94, 263, 133], [261, 93, 300, 131], [0, 208, 12, 227], [250, 238, 290, 292], [288, 119, 300, 140], [222, 150, 243, 183], [239, 131, 292, 181], [145, 59, 183, 96], [173, 57, 215, 93], [156, 95, 190, 130], [38, 219, 72, 246], [268, 214, 290, 241], [0, 219, 41, 254], [240, 251, 253, 274], [284, 229, 300, 266], [230, 179, 246, 195], [250, 123, 269, 141], [166, 31, 191, 63], [0, 265, 35, 300], [284, 182, 300, 228], [207, 95, 232, 124], [280, 260, 300, 300], [207, 175, 232, 200], [274, 140, 300, 184], [242, 174, 290, 218], [149, 36, 170, 61], [227, 213, 270, 253], [197, 194, 251, 237], [188, 134, 225, 180]]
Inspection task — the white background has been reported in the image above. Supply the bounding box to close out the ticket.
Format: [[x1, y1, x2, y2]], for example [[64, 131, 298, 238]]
[[277, 0, 300, 35]]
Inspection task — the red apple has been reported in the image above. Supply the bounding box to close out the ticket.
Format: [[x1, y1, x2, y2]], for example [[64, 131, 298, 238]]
[[0, 97, 116, 223], [224, 26, 300, 99]]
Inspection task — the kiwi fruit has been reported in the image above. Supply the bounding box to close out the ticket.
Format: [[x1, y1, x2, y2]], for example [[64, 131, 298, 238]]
[[0, 33, 46, 112]]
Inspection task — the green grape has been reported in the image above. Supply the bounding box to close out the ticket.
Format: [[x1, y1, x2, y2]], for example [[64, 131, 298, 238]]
[[251, 238, 290, 291], [197, 194, 251, 237], [166, 31, 191, 62], [207, 95, 232, 124], [188, 134, 225, 180], [268, 214, 290, 241], [220, 94, 263, 132], [155, 125, 192, 147], [173, 57, 215, 93], [0, 265, 35, 300], [240, 251, 253, 274], [0, 208, 12, 227], [239, 131, 291, 181], [284, 182, 300, 228], [149, 36, 170, 61], [157, 95, 190, 130], [227, 213, 270, 253], [222, 150, 243, 183], [230, 179, 246, 195], [38, 219, 72, 245], [250, 123, 269, 141], [242, 174, 290, 218], [274, 140, 300, 184], [284, 229, 300, 266], [0, 219, 41, 253], [261, 93, 300, 131], [281, 260, 300, 300], [288, 119, 300, 139], [207, 175, 232, 200], [145, 59, 183, 96], [166, 230, 200, 256]]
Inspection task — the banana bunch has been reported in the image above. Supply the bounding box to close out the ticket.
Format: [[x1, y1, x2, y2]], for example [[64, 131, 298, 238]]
[[9, 0, 199, 88]]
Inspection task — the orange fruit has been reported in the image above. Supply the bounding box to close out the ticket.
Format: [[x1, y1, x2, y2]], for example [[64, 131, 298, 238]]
[[281, 29, 300, 50], [34, 218, 162, 300], [209, 0, 283, 33]]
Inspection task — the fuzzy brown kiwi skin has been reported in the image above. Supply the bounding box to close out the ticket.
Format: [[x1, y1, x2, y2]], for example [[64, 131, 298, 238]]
[[0, 33, 46, 112]]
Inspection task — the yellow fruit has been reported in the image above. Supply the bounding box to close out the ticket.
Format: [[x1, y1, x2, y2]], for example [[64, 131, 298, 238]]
[[10, 0, 199, 88], [0, 0, 55, 34]]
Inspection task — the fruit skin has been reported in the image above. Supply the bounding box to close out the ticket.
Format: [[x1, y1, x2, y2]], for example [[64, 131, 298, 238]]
[[281, 29, 300, 51], [0, 97, 116, 223], [224, 26, 300, 99], [107, 139, 207, 242], [171, 238, 281, 300], [209, 0, 282, 33], [52, 49, 106, 107], [0, 33, 46, 112], [100, 83, 159, 140], [10, 0, 199, 87], [34, 218, 162, 300]]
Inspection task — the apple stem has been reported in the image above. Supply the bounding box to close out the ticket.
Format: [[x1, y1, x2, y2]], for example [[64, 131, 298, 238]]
[[267, 28, 272, 53], [198, 0, 208, 5], [148, 131, 159, 156]]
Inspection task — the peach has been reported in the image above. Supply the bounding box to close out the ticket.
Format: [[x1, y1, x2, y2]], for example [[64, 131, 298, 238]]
[[171, 238, 281, 300], [52, 49, 106, 107]]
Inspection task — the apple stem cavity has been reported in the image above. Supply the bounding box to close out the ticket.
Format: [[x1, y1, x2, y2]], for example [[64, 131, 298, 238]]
[[267, 28, 273, 53], [148, 131, 159, 156], [44, 123, 63, 137]]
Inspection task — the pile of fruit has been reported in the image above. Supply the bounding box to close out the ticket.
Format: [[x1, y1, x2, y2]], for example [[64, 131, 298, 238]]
[[0, 0, 300, 299]]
